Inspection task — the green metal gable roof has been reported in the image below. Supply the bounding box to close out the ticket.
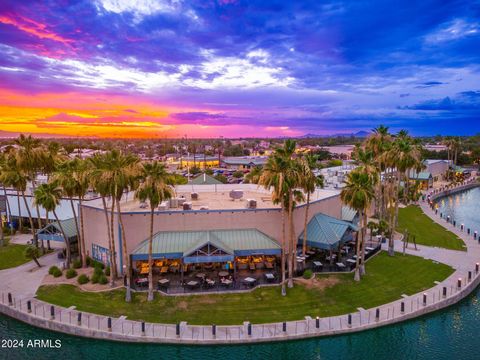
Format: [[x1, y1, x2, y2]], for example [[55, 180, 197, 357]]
[[132, 228, 281, 259], [298, 213, 358, 250], [190, 173, 223, 185], [222, 157, 267, 166], [38, 217, 78, 240]]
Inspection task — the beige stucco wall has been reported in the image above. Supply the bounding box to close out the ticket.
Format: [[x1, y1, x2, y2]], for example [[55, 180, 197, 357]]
[[82, 194, 341, 273]]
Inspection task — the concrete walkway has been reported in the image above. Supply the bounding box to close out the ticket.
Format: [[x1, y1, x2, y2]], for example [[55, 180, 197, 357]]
[[1, 181, 480, 344], [0, 250, 61, 298]]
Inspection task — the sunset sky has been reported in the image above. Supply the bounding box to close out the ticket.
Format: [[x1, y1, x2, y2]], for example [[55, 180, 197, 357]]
[[0, 0, 479, 138]]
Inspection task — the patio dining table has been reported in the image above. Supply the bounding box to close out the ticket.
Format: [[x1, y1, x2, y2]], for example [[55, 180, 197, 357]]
[[218, 271, 229, 277], [366, 246, 375, 251], [186, 280, 199, 287], [336, 262, 346, 269], [243, 277, 257, 286], [346, 259, 356, 265]]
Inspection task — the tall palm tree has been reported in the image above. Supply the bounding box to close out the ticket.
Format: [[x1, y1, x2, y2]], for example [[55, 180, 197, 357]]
[[15, 134, 43, 231], [365, 125, 392, 220], [1, 153, 36, 246], [135, 161, 173, 301], [299, 154, 324, 257], [0, 151, 23, 232], [341, 169, 375, 280], [34, 182, 70, 265], [52, 160, 82, 262], [89, 153, 118, 284], [0, 153, 14, 236], [72, 158, 90, 267], [103, 150, 140, 302], [259, 153, 289, 295]]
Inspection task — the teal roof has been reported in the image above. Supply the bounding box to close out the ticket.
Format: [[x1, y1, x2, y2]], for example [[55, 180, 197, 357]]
[[409, 171, 432, 181], [132, 228, 281, 260], [341, 206, 358, 222], [299, 213, 358, 250], [190, 173, 223, 185], [37, 218, 78, 241], [222, 157, 267, 166]]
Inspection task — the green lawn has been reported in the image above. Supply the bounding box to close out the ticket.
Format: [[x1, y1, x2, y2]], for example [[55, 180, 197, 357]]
[[0, 239, 30, 270], [36, 252, 453, 325], [397, 205, 466, 251]]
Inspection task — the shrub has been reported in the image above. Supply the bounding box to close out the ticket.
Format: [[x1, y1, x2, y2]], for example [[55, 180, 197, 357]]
[[52, 267, 62, 278], [232, 170, 244, 178], [91, 272, 100, 284], [85, 256, 93, 266], [93, 266, 104, 277], [303, 269, 313, 279], [77, 274, 89, 285], [65, 268, 77, 279], [93, 260, 105, 270], [72, 259, 82, 269], [99, 275, 108, 285], [105, 266, 110, 276], [48, 266, 60, 275]]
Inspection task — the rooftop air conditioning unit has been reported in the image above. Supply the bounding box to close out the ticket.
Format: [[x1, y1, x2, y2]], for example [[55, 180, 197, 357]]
[[246, 199, 257, 209], [158, 201, 169, 211], [169, 198, 178, 208], [199, 206, 209, 210], [183, 202, 192, 210], [191, 192, 199, 200], [229, 189, 243, 201]]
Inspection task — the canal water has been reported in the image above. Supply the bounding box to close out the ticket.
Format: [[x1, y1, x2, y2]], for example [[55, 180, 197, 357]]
[[435, 187, 480, 232], [1, 188, 479, 360]]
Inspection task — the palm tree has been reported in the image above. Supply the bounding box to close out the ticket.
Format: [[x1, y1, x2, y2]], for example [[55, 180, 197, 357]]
[[89, 153, 118, 284], [260, 140, 302, 290], [15, 134, 43, 231], [1, 153, 36, 246], [52, 159, 82, 262], [259, 153, 289, 295], [34, 182, 71, 265], [135, 161, 173, 301], [103, 150, 140, 302], [299, 154, 324, 256], [73, 158, 90, 267], [341, 169, 375, 280], [245, 166, 263, 184], [0, 153, 14, 236], [24, 245, 41, 267]]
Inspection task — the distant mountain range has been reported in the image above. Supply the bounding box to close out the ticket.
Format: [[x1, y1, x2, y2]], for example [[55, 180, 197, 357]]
[[301, 131, 371, 138]]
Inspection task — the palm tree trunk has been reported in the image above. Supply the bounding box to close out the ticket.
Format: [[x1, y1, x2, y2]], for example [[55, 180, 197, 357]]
[[16, 190, 22, 232], [21, 191, 36, 247], [291, 205, 298, 277], [30, 180, 43, 229], [280, 206, 286, 296], [302, 192, 310, 257], [359, 213, 367, 275], [69, 199, 81, 261], [352, 226, 363, 281], [116, 199, 132, 302], [147, 208, 154, 301], [287, 194, 294, 288], [2, 186, 13, 236], [53, 210, 70, 267], [101, 197, 115, 285], [45, 211, 51, 250], [109, 199, 118, 279], [79, 198, 86, 267]]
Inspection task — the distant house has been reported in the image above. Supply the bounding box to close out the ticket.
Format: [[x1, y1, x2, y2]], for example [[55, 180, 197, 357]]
[[408, 171, 433, 189], [424, 159, 451, 182], [221, 156, 268, 170], [190, 173, 223, 185]]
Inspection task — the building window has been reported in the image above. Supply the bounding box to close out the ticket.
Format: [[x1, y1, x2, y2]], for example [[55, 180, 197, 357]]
[[92, 244, 110, 266]]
